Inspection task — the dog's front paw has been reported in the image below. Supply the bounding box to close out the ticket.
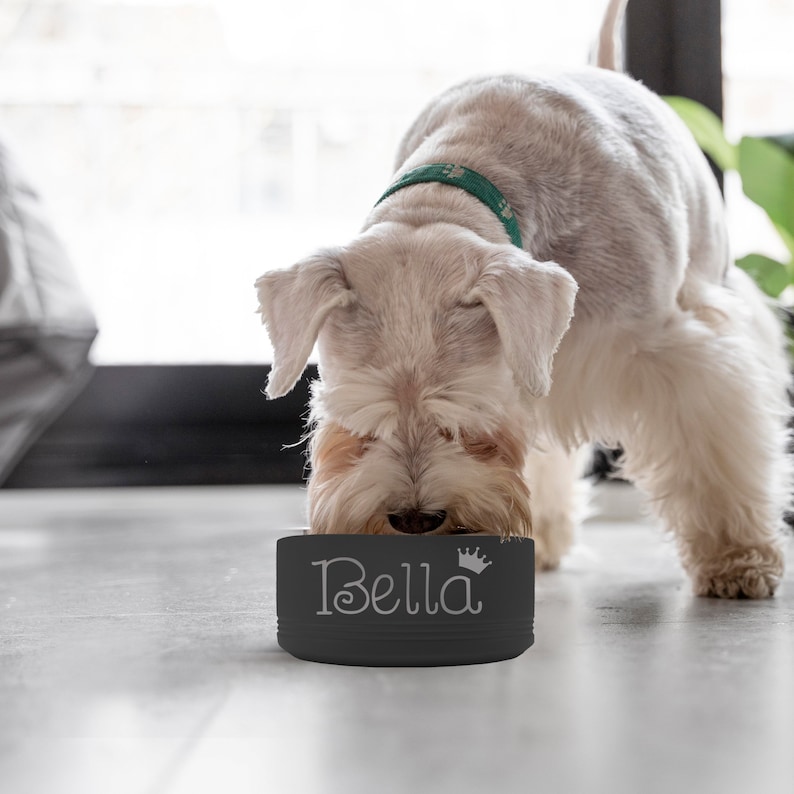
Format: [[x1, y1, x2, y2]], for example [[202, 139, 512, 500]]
[[691, 545, 785, 599], [534, 541, 562, 571], [532, 514, 576, 572]]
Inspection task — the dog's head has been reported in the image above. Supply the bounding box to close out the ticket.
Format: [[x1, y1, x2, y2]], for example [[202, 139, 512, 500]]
[[256, 222, 577, 536]]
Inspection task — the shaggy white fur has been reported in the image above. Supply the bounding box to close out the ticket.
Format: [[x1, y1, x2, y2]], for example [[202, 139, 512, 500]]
[[256, 0, 791, 597]]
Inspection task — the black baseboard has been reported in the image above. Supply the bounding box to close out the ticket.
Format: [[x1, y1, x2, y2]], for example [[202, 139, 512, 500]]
[[4, 365, 316, 488]]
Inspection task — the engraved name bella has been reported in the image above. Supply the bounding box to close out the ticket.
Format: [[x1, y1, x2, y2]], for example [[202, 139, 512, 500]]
[[312, 547, 493, 617]]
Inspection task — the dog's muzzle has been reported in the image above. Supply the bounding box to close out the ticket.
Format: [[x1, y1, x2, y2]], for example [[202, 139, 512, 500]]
[[387, 509, 447, 535]]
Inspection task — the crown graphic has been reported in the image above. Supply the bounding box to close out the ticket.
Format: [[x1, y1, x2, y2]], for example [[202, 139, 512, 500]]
[[457, 547, 493, 575]]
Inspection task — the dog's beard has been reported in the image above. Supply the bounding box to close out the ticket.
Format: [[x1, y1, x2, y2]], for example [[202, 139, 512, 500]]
[[307, 420, 532, 537]]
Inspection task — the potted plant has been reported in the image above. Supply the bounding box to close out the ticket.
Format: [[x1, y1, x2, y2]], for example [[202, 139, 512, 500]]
[[665, 96, 794, 301]]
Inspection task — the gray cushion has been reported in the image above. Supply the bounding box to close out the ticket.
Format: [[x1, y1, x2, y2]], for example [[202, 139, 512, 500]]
[[0, 137, 97, 484]]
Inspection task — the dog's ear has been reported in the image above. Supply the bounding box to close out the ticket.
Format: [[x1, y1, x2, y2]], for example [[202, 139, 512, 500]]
[[255, 249, 355, 398], [465, 249, 578, 397]]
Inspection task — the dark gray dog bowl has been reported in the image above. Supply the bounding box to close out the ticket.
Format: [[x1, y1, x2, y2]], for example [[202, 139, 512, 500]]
[[277, 535, 534, 667]]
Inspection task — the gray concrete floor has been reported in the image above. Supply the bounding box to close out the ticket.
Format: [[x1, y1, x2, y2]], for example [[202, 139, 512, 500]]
[[1, 485, 792, 794]]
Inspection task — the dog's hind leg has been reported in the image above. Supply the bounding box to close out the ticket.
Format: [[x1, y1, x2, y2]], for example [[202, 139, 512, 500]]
[[524, 441, 590, 570], [616, 281, 790, 598]]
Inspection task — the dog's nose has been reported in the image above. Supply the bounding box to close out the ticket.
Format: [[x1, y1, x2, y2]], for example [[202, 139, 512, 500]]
[[388, 509, 447, 534]]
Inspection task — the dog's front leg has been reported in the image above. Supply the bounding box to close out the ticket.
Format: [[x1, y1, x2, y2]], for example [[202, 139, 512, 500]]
[[524, 442, 590, 570]]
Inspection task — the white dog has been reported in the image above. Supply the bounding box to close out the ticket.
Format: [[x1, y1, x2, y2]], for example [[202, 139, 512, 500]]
[[256, 0, 790, 598]]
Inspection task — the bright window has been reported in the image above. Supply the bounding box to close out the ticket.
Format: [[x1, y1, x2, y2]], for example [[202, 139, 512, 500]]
[[722, 0, 794, 265], [0, 0, 609, 364], [8, 3, 785, 364]]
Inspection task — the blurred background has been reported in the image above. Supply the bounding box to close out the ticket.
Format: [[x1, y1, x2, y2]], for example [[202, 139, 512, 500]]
[[0, 0, 792, 487], [0, 0, 790, 366]]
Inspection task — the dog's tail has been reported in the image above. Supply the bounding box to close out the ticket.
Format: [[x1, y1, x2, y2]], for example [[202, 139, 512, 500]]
[[594, 0, 629, 72]]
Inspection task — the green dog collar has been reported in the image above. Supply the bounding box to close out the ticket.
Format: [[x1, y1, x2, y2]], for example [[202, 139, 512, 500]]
[[375, 163, 523, 249]]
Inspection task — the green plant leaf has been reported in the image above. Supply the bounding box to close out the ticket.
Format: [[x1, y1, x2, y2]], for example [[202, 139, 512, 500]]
[[773, 221, 794, 260], [739, 136, 794, 237], [736, 252, 791, 298], [763, 133, 794, 158], [664, 96, 738, 172]]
